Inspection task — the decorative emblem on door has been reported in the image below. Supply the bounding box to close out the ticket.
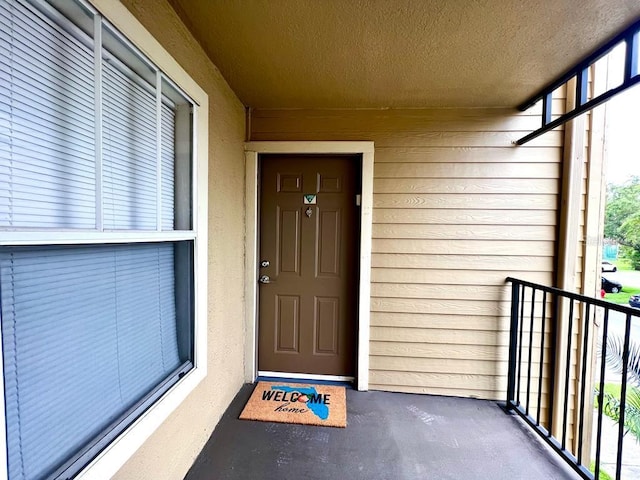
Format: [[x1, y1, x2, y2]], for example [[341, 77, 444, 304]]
[[305, 207, 313, 218], [303, 194, 317, 205]]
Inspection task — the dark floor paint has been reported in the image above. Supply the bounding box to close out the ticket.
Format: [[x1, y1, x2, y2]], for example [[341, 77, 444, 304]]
[[185, 384, 579, 480]]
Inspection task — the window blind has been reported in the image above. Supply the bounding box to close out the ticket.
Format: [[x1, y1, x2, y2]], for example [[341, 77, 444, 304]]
[[0, 0, 96, 229], [0, 1, 195, 478], [0, 0, 180, 232], [102, 60, 157, 230], [0, 243, 185, 480], [161, 102, 175, 230]]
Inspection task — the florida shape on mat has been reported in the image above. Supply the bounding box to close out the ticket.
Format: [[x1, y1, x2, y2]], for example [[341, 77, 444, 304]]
[[262, 385, 330, 419]]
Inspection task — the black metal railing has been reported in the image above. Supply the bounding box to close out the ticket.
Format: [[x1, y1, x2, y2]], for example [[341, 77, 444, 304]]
[[505, 277, 640, 480]]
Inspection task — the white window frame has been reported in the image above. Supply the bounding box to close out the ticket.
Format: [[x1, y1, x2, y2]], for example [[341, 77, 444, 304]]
[[0, 1, 209, 478]]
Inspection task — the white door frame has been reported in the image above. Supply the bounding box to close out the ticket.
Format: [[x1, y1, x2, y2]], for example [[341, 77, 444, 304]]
[[244, 141, 374, 391]]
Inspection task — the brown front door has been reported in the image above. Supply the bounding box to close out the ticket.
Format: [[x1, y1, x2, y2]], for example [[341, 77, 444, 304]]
[[258, 154, 359, 377]]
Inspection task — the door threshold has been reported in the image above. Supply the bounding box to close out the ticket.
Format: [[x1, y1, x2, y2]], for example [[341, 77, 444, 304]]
[[257, 371, 354, 386]]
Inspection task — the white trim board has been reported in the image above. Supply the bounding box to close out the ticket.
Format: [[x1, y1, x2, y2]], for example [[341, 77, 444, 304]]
[[244, 141, 374, 392]]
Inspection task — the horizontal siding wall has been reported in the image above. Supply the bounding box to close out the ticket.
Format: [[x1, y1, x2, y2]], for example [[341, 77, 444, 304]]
[[250, 108, 562, 400]]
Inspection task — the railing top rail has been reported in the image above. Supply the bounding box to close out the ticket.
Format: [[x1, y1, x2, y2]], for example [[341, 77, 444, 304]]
[[506, 276, 640, 315]]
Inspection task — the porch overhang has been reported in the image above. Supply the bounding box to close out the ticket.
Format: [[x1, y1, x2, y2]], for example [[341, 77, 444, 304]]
[[168, 0, 640, 110]]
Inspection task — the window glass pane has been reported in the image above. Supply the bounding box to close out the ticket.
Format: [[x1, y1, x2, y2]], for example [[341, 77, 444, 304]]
[[0, 1, 198, 479], [161, 78, 192, 231], [634, 31, 640, 78], [0, 0, 95, 228], [0, 242, 193, 480], [593, 42, 627, 96], [161, 97, 175, 230], [102, 24, 158, 230]]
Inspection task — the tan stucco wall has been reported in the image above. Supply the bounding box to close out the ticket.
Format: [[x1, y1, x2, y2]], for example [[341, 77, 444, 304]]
[[113, 1, 246, 479]]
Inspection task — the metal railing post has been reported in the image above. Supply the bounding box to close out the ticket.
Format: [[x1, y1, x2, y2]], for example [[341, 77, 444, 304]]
[[506, 281, 521, 410]]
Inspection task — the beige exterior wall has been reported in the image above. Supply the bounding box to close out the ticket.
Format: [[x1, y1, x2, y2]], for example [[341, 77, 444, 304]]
[[112, 1, 247, 479], [250, 108, 562, 400]]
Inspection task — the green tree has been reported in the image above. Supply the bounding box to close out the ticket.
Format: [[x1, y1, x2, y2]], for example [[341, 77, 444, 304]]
[[604, 177, 640, 269]]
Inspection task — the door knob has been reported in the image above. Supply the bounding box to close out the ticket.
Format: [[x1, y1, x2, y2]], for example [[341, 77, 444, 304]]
[[259, 275, 271, 284]]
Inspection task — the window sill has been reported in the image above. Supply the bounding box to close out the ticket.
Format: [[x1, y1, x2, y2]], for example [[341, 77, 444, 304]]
[[75, 365, 206, 480]]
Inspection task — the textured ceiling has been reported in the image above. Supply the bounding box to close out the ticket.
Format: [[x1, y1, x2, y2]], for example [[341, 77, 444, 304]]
[[169, 0, 640, 109]]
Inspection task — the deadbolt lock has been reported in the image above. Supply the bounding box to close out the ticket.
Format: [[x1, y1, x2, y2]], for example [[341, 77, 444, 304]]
[[260, 260, 270, 268]]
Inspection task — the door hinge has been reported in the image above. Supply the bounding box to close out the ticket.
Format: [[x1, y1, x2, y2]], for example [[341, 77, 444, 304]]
[[356, 194, 361, 206]]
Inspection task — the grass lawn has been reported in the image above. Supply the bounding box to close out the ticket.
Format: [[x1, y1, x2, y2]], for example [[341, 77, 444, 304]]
[[605, 286, 640, 305], [596, 382, 638, 399], [614, 258, 635, 271], [597, 383, 640, 403], [590, 460, 614, 480]]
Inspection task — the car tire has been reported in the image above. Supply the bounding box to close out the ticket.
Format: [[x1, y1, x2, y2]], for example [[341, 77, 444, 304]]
[[611, 286, 620, 293], [613, 267, 617, 272]]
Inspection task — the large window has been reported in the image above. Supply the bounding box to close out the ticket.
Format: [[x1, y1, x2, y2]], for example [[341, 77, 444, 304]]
[[0, 0, 202, 478]]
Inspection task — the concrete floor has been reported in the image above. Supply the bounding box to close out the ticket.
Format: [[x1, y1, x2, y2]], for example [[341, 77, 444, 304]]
[[185, 384, 580, 480]]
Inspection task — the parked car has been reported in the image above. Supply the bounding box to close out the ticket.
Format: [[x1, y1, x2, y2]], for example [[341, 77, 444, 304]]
[[630, 294, 640, 308], [602, 276, 622, 293], [602, 261, 617, 272]]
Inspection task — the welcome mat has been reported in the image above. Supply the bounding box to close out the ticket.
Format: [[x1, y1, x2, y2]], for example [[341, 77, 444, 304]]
[[239, 381, 347, 428]]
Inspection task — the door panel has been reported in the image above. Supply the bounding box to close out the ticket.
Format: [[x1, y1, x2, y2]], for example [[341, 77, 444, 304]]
[[258, 154, 359, 376], [315, 296, 339, 354], [318, 209, 340, 276], [278, 208, 301, 274], [276, 295, 299, 352]]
